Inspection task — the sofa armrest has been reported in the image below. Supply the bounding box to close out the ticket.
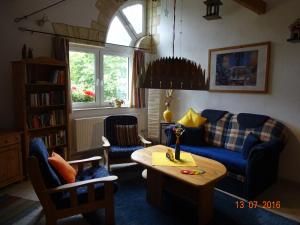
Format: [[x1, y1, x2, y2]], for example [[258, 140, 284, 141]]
[[246, 138, 284, 199], [248, 138, 284, 160]]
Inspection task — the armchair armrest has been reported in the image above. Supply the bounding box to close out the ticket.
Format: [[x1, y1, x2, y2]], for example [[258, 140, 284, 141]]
[[68, 156, 102, 165], [138, 134, 152, 147], [102, 136, 111, 149], [46, 175, 118, 194], [45, 175, 118, 208]]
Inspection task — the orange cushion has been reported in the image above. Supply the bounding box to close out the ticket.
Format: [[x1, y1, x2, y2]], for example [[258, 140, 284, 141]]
[[48, 152, 77, 183]]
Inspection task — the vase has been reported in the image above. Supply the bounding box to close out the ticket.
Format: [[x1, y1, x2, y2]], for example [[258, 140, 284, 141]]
[[163, 107, 172, 122], [175, 135, 180, 160]]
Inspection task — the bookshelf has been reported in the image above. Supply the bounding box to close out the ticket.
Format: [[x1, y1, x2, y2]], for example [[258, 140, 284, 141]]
[[12, 57, 70, 170]]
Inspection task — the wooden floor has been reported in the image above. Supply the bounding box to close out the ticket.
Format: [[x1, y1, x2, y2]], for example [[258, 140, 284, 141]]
[[1, 176, 300, 223]]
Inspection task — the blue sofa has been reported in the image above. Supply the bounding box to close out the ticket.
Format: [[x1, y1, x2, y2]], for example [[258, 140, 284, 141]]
[[165, 109, 287, 199]]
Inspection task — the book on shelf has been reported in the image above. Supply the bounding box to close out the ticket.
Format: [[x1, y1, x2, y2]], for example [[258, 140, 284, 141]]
[[28, 110, 65, 129], [26, 67, 65, 85], [49, 70, 65, 84], [29, 91, 65, 107], [33, 130, 66, 149]]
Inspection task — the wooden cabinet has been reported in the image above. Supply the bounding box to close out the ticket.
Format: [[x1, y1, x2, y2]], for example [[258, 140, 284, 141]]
[[0, 132, 23, 188], [12, 57, 71, 166]]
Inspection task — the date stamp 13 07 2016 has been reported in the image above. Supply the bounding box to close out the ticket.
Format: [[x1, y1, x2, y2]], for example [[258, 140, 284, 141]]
[[235, 200, 281, 209]]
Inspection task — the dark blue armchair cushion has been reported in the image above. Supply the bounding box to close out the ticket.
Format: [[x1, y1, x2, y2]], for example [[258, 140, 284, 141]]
[[242, 133, 260, 159], [109, 145, 144, 159], [54, 165, 118, 210], [30, 138, 61, 187]]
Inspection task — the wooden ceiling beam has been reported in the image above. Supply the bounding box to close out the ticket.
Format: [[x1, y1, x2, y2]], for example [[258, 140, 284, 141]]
[[233, 0, 267, 15]]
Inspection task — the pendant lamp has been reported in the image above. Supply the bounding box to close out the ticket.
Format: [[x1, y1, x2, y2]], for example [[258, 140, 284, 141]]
[[139, 0, 209, 90]]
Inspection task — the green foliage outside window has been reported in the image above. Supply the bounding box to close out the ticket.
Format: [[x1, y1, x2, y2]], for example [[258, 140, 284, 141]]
[[104, 55, 129, 102], [70, 51, 96, 103], [69, 51, 129, 104]]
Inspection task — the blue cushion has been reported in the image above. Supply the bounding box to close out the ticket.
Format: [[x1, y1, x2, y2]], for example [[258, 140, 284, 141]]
[[242, 133, 260, 159], [54, 165, 117, 210], [172, 145, 247, 175], [201, 109, 228, 123], [109, 146, 143, 159], [237, 113, 270, 129], [29, 138, 61, 188], [181, 126, 205, 146]]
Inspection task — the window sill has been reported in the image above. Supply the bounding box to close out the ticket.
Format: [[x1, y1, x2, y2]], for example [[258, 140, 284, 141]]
[[72, 106, 130, 112]]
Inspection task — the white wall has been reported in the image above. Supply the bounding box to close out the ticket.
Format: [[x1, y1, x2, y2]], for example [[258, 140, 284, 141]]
[[157, 0, 300, 183]]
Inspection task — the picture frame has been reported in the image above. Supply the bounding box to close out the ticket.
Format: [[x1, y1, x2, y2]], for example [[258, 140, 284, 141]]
[[208, 42, 271, 93]]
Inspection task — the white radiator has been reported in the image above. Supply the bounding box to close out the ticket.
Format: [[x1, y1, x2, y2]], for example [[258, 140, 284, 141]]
[[73, 117, 106, 152]]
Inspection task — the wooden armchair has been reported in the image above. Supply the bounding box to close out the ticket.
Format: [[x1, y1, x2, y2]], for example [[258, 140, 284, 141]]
[[28, 138, 118, 225], [102, 115, 151, 171]]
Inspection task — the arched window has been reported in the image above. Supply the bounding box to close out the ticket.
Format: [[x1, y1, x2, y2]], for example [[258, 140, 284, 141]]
[[106, 2, 146, 46], [69, 2, 146, 108]]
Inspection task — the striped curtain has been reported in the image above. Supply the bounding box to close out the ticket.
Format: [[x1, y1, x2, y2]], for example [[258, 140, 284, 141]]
[[130, 50, 146, 108]]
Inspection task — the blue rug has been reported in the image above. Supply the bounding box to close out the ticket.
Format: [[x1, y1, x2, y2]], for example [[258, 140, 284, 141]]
[[84, 169, 300, 225]]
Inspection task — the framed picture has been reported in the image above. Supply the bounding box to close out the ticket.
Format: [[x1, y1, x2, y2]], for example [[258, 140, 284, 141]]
[[208, 42, 271, 93]]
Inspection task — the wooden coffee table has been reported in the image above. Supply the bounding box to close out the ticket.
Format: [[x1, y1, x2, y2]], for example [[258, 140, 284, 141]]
[[131, 145, 227, 225]]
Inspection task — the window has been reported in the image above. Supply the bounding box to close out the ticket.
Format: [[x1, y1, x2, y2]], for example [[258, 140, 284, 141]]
[[106, 2, 145, 46], [69, 2, 145, 109], [69, 47, 99, 107], [103, 54, 129, 102], [69, 45, 131, 108], [106, 17, 132, 46]]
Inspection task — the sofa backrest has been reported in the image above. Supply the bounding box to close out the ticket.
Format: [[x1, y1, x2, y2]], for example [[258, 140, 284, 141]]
[[202, 109, 233, 147], [224, 114, 286, 152], [201, 109, 287, 150]]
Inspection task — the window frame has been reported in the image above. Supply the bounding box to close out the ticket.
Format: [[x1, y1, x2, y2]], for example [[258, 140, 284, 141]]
[[107, 0, 146, 47], [100, 46, 133, 107], [69, 43, 100, 109], [69, 43, 133, 109]]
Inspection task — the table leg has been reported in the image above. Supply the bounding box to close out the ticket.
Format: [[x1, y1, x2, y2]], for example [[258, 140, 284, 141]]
[[146, 168, 163, 207], [198, 183, 214, 225]]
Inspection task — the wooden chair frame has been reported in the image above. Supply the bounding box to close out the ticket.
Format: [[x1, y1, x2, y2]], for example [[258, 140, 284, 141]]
[[27, 156, 118, 225], [102, 134, 151, 171]]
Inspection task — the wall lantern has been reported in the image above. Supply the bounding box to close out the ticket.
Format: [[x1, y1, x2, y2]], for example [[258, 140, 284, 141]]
[[203, 0, 223, 20]]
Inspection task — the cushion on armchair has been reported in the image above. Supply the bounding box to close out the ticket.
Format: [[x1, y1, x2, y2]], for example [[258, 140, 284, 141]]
[[109, 145, 144, 159], [48, 152, 77, 183], [54, 165, 118, 210], [115, 124, 139, 146]]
